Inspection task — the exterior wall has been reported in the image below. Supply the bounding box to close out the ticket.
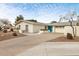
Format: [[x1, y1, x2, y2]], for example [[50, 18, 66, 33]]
[[16, 22, 45, 33], [54, 26, 64, 33], [16, 22, 33, 33], [64, 26, 79, 36], [0, 21, 4, 26], [64, 26, 73, 36], [76, 26, 79, 36], [33, 24, 45, 33], [52, 26, 55, 32]]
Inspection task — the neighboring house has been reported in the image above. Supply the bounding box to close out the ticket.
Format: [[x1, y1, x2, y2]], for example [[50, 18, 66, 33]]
[[0, 19, 13, 31], [15, 20, 47, 33], [0, 21, 4, 30], [0, 21, 4, 27]]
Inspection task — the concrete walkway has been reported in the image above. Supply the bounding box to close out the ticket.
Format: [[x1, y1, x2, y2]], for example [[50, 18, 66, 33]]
[[0, 33, 63, 56], [22, 32, 41, 36], [18, 42, 79, 56]]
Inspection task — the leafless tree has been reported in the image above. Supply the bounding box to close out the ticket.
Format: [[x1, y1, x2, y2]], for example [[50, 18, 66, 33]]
[[62, 11, 77, 37], [0, 19, 10, 26], [0, 19, 11, 30], [59, 15, 64, 22]]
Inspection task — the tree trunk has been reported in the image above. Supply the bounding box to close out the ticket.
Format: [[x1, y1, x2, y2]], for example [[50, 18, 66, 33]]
[[71, 26, 75, 38], [70, 21, 75, 38]]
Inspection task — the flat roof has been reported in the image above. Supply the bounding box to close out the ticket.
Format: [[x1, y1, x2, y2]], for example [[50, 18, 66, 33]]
[[49, 21, 78, 26], [15, 20, 79, 26]]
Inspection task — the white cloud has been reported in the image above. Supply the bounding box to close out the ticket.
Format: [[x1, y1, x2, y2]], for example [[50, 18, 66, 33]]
[[0, 4, 27, 24], [0, 3, 75, 24]]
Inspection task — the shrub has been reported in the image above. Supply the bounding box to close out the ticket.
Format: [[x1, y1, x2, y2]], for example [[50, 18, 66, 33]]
[[0, 27, 2, 31], [67, 33, 73, 40], [12, 32, 17, 36], [10, 28, 14, 32], [3, 29, 7, 33], [40, 29, 48, 31]]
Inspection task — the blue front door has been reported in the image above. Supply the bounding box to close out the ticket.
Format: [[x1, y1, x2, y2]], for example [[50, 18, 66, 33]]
[[48, 26, 52, 32]]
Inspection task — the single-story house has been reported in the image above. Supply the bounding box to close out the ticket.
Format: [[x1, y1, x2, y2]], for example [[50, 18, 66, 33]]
[[15, 20, 79, 36], [15, 20, 48, 33]]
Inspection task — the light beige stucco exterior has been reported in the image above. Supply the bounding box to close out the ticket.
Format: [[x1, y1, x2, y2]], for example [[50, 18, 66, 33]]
[[64, 26, 79, 36], [54, 26, 64, 33], [15, 22, 33, 33], [15, 21, 45, 33], [33, 24, 45, 33]]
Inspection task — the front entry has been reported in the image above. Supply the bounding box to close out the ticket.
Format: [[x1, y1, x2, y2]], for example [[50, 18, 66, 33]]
[[25, 25, 28, 32], [48, 26, 52, 32]]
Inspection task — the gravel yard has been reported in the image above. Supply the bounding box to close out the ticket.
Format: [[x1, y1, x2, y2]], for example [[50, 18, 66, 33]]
[[48, 36, 79, 42], [0, 31, 25, 41]]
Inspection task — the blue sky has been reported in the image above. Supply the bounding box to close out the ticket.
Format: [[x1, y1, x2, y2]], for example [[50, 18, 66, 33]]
[[0, 3, 79, 23]]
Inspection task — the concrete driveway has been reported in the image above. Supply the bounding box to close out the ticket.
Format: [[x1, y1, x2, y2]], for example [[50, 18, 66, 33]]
[[0, 32, 63, 56]]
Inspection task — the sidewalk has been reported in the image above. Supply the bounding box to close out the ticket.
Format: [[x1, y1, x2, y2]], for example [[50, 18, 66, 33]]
[[17, 42, 79, 56]]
